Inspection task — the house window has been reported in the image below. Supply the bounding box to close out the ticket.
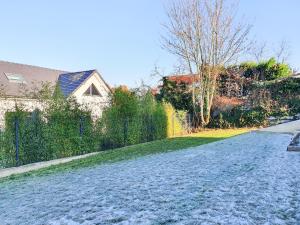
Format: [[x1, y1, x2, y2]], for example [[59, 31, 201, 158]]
[[5, 73, 26, 84], [84, 84, 102, 96]]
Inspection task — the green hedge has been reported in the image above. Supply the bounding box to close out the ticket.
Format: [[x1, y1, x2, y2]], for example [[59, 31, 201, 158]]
[[2, 102, 96, 167], [254, 77, 300, 116], [98, 89, 167, 149], [209, 106, 269, 128], [0, 88, 168, 168]]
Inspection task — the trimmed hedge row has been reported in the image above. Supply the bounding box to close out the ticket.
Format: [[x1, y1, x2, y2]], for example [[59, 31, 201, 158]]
[[0, 89, 168, 168], [1, 101, 97, 167], [264, 77, 300, 115]]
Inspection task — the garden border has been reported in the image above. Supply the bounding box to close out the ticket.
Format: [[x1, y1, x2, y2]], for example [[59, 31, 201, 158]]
[[0, 152, 100, 179]]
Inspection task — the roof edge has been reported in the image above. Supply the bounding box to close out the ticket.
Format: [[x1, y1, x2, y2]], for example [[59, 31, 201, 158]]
[[65, 69, 112, 97], [0, 60, 68, 73]]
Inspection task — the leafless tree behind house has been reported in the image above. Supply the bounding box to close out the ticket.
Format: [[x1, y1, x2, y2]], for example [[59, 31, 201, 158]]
[[251, 41, 268, 62], [162, 0, 251, 126], [275, 39, 291, 63]]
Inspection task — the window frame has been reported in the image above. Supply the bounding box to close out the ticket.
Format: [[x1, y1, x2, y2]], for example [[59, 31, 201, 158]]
[[83, 84, 102, 97]]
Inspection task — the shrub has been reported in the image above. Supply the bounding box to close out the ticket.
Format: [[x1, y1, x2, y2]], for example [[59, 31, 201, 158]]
[[44, 97, 96, 158], [1, 87, 168, 168], [257, 58, 292, 81], [287, 98, 300, 115], [98, 88, 168, 149], [240, 61, 258, 79], [156, 77, 193, 112], [152, 103, 168, 139], [251, 77, 300, 117], [209, 106, 269, 128], [239, 106, 269, 127], [238, 58, 292, 81], [98, 88, 141, 148], [140, 92, 167, 142], [163, 103, 186, 137], [2, 97, 96, 167]]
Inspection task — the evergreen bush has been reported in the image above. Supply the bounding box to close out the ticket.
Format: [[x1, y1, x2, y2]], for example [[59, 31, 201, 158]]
[[98, 88, 168, 149], [0, 86, 168, 167]]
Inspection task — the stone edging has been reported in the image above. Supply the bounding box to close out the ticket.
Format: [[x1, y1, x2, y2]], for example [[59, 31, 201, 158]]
[[0, 152, 100, 179], [287, 133, 300, 152]]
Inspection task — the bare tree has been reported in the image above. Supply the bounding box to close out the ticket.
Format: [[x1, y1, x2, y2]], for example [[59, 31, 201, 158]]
[[150, 64, 165, 80], [162, 0, 251, 126], [275, 39, 291, 63], [251, 41, 268, 62]]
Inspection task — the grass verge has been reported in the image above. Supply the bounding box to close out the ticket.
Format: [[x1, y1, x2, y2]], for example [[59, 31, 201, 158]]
[[0, 128, 251, 182]]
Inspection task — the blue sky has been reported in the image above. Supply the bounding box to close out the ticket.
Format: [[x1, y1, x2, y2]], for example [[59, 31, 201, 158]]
[[0, 0, 299, 87]]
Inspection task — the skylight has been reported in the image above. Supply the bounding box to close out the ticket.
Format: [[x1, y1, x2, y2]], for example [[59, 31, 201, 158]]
[[70, 72, 84, 82], [5, 73, 26, 84]]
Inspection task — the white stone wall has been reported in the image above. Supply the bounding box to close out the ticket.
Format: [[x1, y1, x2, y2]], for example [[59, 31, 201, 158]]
[[76, 96, 109, 121], [0, 97, 109, 129], [0, 98, 44, 129]]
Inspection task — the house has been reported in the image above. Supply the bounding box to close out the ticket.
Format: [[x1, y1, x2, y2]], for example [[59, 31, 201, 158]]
[[0, 60, 111, 128], [292, 73, 300, 79], [161, 73, 244, 113], [152, 74, 199, 95]]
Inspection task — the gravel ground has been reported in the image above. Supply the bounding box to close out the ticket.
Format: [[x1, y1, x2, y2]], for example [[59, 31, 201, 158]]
[[0, 132, 300, 225]]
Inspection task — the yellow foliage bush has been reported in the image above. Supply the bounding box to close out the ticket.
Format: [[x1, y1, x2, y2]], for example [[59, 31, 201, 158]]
[[163, 103, 186, 137]]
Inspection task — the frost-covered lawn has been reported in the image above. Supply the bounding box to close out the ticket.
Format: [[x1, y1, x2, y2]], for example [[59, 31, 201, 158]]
[[1, 131, 299, 224]]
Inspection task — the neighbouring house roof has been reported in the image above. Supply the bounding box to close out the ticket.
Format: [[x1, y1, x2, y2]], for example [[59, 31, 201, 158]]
[[110, 85, 129, 93], [292, 73, 300, 78], [58, 70, 96, 97], [0, 60, 67, 97], [165, 74, 200, 85], [0, 60, 111, 98], [151, 87, 159, 96]]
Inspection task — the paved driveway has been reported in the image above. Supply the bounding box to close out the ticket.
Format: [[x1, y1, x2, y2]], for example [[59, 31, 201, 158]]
[[0, 132, 299, 225], [260, 119, 300, 134]]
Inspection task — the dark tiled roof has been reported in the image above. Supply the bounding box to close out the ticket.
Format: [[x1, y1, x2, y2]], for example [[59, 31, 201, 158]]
[[0, 60, 67, 97], [0, 61, 111, 98], [58, 70, 95, 97]]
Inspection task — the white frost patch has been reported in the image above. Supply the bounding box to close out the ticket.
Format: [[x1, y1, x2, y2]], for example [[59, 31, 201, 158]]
[[48, 218, 82, 225], [0, 132, 300, 225]]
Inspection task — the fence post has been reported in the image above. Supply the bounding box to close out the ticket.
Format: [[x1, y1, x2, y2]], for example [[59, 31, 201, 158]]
[[79, 116, 84, 138], [14, 117, 19, 167], [188, 113, 191, 133], [123, 117, 128, 146], [147, 115, 151, 141], [150, 115, 154, 141]]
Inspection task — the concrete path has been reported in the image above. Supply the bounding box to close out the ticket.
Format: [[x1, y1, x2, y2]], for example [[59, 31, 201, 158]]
[[259, 119, 300, 134], [0, 152, 99, 179], [0, 132, 299, 225]]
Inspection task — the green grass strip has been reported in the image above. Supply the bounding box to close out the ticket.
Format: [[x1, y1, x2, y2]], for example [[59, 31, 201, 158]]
[[0, 129, 250, 183]]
